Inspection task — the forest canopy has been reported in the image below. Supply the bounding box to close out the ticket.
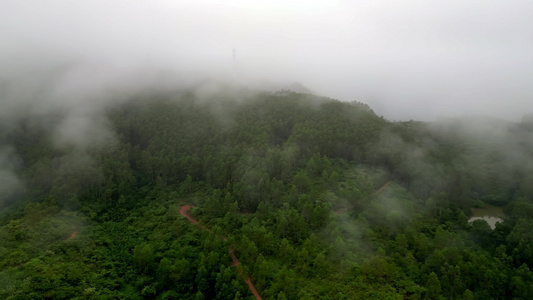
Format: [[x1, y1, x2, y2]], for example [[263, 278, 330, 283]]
[[1, 89, 533, 299]]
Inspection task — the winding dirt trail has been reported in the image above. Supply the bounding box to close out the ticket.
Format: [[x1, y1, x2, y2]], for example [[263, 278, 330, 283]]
[[334, 181, 392, 214], [11, 230, 78, 269], [66, 230, 78, 240], [180, 205, 263, 300], [179, 205, 206, 230], [372, 180, 392, 196]]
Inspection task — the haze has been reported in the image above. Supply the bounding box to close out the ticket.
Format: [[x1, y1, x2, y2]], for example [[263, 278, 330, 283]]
[[2, 0, 533, 121]]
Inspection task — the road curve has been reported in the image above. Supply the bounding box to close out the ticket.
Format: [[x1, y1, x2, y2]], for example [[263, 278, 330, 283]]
[[334, 181, 392, 214], [372, 181, 392, 195], [180, 205, 263, 300]]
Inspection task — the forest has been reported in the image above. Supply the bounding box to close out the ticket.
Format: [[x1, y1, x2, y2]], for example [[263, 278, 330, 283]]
[[1, 89, 533, 299]]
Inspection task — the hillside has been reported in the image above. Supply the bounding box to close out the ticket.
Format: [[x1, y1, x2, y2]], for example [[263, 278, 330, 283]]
[[1, 90, 533, 299]]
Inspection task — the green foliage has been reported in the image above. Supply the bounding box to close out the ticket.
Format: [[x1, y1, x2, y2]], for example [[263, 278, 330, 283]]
[[1, 90, 533, 298], [133, 243, 154, 272], [425, 272, 441, 299]]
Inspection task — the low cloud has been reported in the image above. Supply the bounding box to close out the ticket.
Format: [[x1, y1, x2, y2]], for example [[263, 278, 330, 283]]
[[0, 147, 24, 208], [1, 1, 532, 122]]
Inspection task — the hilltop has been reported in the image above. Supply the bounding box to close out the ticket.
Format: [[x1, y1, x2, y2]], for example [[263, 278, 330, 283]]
[[0, 90, 532, 299]]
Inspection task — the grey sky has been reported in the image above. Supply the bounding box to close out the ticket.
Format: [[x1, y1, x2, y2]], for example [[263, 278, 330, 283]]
[[2, 0, 533, 121]]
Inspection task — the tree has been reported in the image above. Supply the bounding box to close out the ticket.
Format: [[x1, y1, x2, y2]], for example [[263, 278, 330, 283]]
[[157, 258, 172, 286], [133, 243, 154, 272], [462, 289, 474, 300], [195, 291, 205, 300], [277, 291, 288, 300], [425, 272, 441, 299], [510, 276, 528, 299]]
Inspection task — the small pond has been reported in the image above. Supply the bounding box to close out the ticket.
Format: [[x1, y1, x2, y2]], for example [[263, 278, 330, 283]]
[[468, 205, 504, 230]]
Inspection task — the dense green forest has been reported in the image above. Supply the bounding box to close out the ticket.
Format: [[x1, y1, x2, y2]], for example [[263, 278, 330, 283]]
[[1, 89, 533, 299]]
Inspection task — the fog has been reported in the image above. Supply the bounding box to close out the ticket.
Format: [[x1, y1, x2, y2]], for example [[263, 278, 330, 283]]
[[2, 0, 533, 122], [0, 147, 23, 208]]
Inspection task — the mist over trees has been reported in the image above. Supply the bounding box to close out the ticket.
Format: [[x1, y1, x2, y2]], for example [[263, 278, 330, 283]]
[[2, 1, 533, 298], [0, 86, 533, 299]]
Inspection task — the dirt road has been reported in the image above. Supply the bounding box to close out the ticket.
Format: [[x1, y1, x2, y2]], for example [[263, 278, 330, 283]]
[[66, 231, 77, 240], [334, 181, 392, 214], [180, 205, 263, 300], [372, 180, 392, 195]]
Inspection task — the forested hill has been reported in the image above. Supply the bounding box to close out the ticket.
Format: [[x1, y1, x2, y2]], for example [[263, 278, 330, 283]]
[[1, 90, 533, 299]]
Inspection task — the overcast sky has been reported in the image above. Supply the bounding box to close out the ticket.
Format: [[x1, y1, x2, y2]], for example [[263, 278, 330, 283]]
[[2, 0, 533, 121]]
